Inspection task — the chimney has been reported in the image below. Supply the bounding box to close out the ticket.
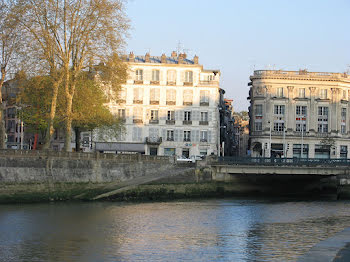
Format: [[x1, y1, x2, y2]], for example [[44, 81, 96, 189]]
[[180, 53, 187, 59], [145, 52, 150, 63], [193, 55, 199, 64], [129, 52, 135, 62], [178, 54, 183, 64], [161, 53, 166, 63], [171, 51, 177, 58]]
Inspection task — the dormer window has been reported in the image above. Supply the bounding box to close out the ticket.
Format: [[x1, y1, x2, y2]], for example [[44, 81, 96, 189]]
[[135, 69, 143, 81]]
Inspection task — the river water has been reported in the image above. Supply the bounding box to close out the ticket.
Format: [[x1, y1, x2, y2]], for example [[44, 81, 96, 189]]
[[1, 199, 350, 262]]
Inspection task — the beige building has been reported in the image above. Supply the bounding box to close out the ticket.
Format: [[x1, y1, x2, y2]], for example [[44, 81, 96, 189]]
[[248, 70, 350, 159], [96, 52, 221, 157]]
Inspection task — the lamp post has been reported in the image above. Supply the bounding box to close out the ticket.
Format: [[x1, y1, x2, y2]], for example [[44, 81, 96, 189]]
[[268, 121, 272, 158]]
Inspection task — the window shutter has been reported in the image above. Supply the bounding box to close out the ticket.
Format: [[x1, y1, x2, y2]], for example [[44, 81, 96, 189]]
[[162, 129, 166, 140], [194, 110, 199, 121], [191, 130, 195, 142], [179, 129, 184, 142], [175, 110, 180, 121], [195, 130, 200, 142], [208, 130, 212, 143], [174, 129, 179, 142], [208, 111, 212, 122]]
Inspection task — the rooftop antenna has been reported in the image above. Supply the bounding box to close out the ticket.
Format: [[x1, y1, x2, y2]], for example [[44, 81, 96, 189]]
[[176, 41, 183, 54], [145, 48, 151, 54]]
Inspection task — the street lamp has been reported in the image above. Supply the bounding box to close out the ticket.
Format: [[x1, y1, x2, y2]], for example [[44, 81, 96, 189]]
[[268, 120, 272, 158]]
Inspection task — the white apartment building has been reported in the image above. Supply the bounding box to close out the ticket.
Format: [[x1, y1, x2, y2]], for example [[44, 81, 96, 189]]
[[95, 51, 221, 157], [249, 70, 350, 159]]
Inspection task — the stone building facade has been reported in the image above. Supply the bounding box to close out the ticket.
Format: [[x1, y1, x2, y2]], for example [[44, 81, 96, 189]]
[[248, 70, 350, 159], [96, 52, 221, 157]]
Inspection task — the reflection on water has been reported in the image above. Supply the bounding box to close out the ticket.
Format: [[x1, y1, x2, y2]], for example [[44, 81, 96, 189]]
[[1, 199, 350, 262]]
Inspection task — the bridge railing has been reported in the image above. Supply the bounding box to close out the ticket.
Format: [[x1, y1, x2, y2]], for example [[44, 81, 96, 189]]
[[216, 157, 350, 167]]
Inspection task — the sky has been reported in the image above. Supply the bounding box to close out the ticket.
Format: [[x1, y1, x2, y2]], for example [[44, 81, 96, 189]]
[[125, 0, 350, 112]]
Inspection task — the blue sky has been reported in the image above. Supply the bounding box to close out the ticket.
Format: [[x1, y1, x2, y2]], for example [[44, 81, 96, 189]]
[[125, 0, 350, 111]]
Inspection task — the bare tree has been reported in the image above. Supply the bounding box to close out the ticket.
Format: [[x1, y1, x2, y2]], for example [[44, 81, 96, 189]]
[[0, 0, 23, 149], [17, 0, 129, 151]]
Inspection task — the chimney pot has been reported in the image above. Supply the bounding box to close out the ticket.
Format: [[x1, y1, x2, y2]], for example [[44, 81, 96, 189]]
[[145, 53, 150, 62], [129, 52, 135, 62], [161, 54, 166, 63], [193, 55, 199, 64], [171, 51, 177, 58]]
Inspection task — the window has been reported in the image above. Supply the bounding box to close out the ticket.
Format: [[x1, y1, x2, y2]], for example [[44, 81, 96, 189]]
[[200, 112, 208, 121], [184, 71, 193, 83], [184, 131, 191, 142], [299, 88, 306, 98], [340, 146, 348, 158], [166, 130, 174, 141], [183, 90, 193, 104], [200, 90, 209, 105], [133, 88, 143, 103], [320, 89, 327, 99], [341, 108, 346, 134], [273, 122, 284, 132], [164, 148, 176, 156], [166, 89, 176, 104], [276, 87, 284, 97], [150, 110, 158, 120], [255, 104, 263, 116], [167, 70, 176, 83], [296, 106, 307, 116], [117, 109, 125, 119], [150, 88, 160, 104], [152, 70, 160, 81], [274, 105, 285, 115], [200, 131, 208, 142], [184, 111, 191, 121], [255, 122, 262, 131], [118, 89, 126, 102], [318, 106, 328, 116], [167, 110, 175, 121], [133, 107, 143, 123], [135, 69, 143, 81], [296, 123, 306, 132]]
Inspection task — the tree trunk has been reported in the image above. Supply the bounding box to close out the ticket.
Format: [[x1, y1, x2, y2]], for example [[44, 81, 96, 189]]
[[64, 91, 73, 152], [0, 67, 6, 149], [42, 77, 62, 150], [75, 127, 81, 152]]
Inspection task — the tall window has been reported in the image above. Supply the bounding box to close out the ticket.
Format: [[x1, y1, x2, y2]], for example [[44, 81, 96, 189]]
[[273, 122, 284, 132], [296, 106, 307, 132], [133, 107, 143, 122], [200, 112, 208, 121], [184, 131, 191, 142], [135, 69, 143, 81], [183, 90, 193, 105], [255, 122, 262, 131], [296, 106, 307, 116], [184, 71, 193, 83], [200, 90, 209, 105], [255, 104, 263, 116], [274, 105, 285, 115], [341, 108, 346, 134], [150, 88, 160, 104], [184, 111, 191, 121], [118, 89, 126, 103], [167, 110, 175, 120], [150, 110, 158, 120], [117, 109, 125, 119], [320, 89, 327, 99], [166, 89, 176, 104], [276, 87, 284, 97], [299, 88, 306, 98], [200, 131, 208, 142], [166, 130, 174, 141], [340, 145, 348, 158], [152, 70, 160, 81], [167, 70, 176, 83], [133, 88, 143, 103], [318, 106, 328, 133]]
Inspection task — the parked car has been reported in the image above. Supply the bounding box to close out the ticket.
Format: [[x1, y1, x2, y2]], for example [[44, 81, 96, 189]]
[[190, 155, 204, 162], [176, 156, 193, 163]]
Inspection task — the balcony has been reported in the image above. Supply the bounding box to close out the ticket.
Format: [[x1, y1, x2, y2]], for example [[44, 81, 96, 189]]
[[183, 82, 193, 86], [134, 80, 143, 84], [133, 100, 143, 104], [199, 121, 208, 125], [166, 120, 175, 125], [117, 99, 126, 104], [150, 100, 159, 105], [183, 138, 191, 142], [183, 102, 192, 106], [199, 80, 219, 86], [166, 137, 174, 142], [183, 120, 192, 125], [200, 102, 209, 106], [146, 137, 162, 145], [133, 119, 143, 124], [200, 139, 208, 142], [150, 81, 160, 85], [166, 101, 176, 105], [167, 81, 176, 86], [149, 119, 159, 124]]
